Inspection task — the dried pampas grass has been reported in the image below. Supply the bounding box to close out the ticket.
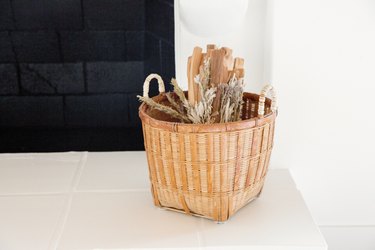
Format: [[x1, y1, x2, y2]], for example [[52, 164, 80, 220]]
[[137, 75, 243, 124], [137, 95, 190, 123], [137, 47, 245, 124], [219, 76, 244, 123]]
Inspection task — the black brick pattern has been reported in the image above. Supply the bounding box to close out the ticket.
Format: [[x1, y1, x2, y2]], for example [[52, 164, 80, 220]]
[[0, 96, 63, 127], [0, 64, 19, 95], [0, 0, 174, 152], [0, 127, 144, 152], [65, 94, 129, 127], [126, 31, 145, 61], [128, 94, 142, 125], [12, 0, 82, 30], [87, 62, 144, 93], [145, 0, 175, 90], [145, 32, 161, 75], [146, 0, 174, 43], [0, 32, 15, 62], [160, 40, 175, 84], [83, 0, 145, 30], [12, 31, 61, 62], [61, 31, 126, 62], [20, 63, 85, 94], [0, 0, 14, 30]]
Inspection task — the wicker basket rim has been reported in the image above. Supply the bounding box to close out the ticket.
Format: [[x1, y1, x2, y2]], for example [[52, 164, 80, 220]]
[[139, 92, 277, 133]]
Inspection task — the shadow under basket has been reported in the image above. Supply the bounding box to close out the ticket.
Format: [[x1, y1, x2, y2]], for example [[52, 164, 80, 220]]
[[139, 74, 278, 222]]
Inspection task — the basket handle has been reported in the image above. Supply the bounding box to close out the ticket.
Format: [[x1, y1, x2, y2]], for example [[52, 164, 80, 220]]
[[258, 85, 277, 117], [143, 74, 165, 98]]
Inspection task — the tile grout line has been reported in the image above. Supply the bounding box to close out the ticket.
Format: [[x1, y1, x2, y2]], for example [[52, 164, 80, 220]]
[[74, 188, 150, 193], [0, 192, 67, 197], [0, 189, 150, 197], [48, 151, 88, 250]]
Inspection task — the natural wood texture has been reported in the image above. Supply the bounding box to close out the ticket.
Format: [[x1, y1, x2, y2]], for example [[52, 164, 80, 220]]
[[185, 45, 245, 118], [211, 86, 223, 122], [234, 57, 244, 69], [187, 56, 193, 105], [209, 48, 227, 86], [139, 76, 278, 222], [189, 47, 203, 104], [233, 57, 245, 78], [207, 44, 217, 51], [223, 47, 234, 71]]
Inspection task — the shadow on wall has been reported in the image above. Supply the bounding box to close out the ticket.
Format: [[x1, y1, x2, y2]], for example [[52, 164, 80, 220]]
[[0, 0, 175, 152]]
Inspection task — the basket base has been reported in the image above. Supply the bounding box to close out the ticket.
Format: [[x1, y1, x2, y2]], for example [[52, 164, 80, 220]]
[[153, 182, 264, 222], [160, 195, 260, 223]]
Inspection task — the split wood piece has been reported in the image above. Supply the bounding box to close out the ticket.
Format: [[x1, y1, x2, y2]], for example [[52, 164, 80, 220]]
[[210, 48, 230, 122], [209, 48, 227, 86], [197, 52, 207, 96], [227, 68, 245, 82], [207, 44, 217, 51], [200, 53, 206, 65], [201, 44, 216, 64], [205, 44, 216, 60], [187, 56, 191, 77], [211, 86, 223, 122], [222, 47, 234, 72], [234, 57, 244, 69], [187, 56, 192, 104], [226, 57, 244, 81], [234, 57, 245, 78], [188, 47, 203, 105]]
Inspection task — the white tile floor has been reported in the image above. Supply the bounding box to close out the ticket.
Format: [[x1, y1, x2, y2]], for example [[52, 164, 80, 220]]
[[0, 151, 327, 250], [77, 152, 150, 191], [0, 153, 81, 194]]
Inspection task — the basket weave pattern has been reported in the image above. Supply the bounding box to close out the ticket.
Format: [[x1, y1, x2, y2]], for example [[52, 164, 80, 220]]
[[139, 76, 277, 222]]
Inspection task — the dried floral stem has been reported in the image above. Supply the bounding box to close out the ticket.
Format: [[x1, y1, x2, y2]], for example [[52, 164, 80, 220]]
[[137, 95, 190, 123], [138, 46, 245, 124]]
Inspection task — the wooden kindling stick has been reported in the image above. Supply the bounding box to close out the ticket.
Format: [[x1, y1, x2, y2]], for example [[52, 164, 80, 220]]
[[188, 47, 203, 105], [186, 45, 245, 123]]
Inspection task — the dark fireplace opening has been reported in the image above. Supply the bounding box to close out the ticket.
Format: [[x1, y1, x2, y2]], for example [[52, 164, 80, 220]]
[[0, 0, 175, 152]]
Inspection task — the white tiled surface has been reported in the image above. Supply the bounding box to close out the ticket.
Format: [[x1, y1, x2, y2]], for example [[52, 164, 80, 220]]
[[58, 192, 201, 250], [0, 195, 67, 250], [0, 153, 81, 194], [77, 152, 150, 191], [0, 151, 327, 250]]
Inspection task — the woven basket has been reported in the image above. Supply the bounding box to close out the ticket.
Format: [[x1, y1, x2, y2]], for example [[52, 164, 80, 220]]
[[139, 74, 277, 222]]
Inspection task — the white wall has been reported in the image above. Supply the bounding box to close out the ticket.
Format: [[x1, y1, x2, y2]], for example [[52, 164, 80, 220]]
[[175, 0, 375, 230], [269, 0, 375, 227]]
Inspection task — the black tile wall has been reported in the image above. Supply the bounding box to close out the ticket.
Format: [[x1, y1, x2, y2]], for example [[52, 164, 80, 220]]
[[12, 0, 82, 30], [0, 0, 14, 30], [0, 0, 175, 152], [20, 63, 85, 94], [86, 62, 144, 93], [12, 31, 61, 62], [145, 32, 161, 75], [0, 32, 15, 62], [0, 96, 64, 127], [128, 94, 142, 125], [60, 31, 126, 62], [146, 0, 174, 43], [0, 127, 144, 152], [160, 40, 175, 84], [65, 94, 129, 127], [126, 31, 145, 61], [83, 0, 145, 30], [0, 64, 19, 95]]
